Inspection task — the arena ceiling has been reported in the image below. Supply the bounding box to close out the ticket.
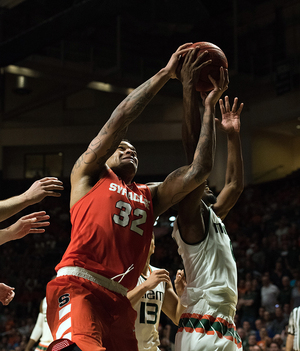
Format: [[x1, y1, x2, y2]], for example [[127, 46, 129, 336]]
[[0, 0, 299, 136]]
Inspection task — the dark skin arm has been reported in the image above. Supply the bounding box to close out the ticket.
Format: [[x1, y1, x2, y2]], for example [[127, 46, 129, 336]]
[[174, 51, 229, 242], [70, 43, 194, 208], [148, 49, 229, 220], [178, 95, 244, 243], [212, 96, 244, 220]]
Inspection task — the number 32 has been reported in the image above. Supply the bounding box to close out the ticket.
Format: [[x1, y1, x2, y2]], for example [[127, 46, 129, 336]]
[[113, 200, 147, 236]]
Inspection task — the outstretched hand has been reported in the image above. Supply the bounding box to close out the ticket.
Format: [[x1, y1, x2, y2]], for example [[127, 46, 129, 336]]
[[24, 177, 64, 205], [174, 269, 187, 297], [217, 96, 244, 134], [8, 211, 50, 241], [0, 283, 15, 305]]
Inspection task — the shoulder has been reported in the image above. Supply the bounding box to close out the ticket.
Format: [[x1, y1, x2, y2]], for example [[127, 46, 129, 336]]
[[145, 182, 162, 198], [135, 182, 153, 196], [70, 166, 116, 209]]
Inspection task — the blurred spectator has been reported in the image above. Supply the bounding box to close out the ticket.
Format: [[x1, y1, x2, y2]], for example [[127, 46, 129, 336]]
[[247, 334, 258, 351], [270, 260, 290, 289], [290, 269, 300, 288], [282, 303, 291, 319], [275, 216, 289, 245], [291, 280, 300, 308], [238, 279, 247, 298], [238, 280, 260, 327], [255, 319, 265, 340], [251, 243, 266, 273], [268, 305, 289, 337], [278, 276, 292, 306], [237, 327, 248, 350], [258, 307, 266, 322], [257, 328, 271, 350], [243, 320, 255, 338], [269, 341, 281, 351], [250, 346, 262, 351], [272, 334, 284, 349], [261, 273, 279, 313], [263, 310, 272, 333]]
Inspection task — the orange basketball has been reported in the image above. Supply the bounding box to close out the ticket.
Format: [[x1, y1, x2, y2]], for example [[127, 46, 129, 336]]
[[184, 42, 228, 92]]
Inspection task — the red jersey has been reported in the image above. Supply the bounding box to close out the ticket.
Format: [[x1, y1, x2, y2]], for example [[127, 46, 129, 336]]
[[56, 168, 154, 290]]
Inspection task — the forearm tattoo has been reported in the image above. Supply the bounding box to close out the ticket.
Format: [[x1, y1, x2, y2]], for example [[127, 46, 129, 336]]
[[123, 79, 154, 118], [193, 109, 215, 183], [72, 77, 157, 172]]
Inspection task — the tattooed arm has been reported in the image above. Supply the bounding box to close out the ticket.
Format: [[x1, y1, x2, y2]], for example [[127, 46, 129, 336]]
[[70, 43, 194, 206], [149, 53, 229, 220]]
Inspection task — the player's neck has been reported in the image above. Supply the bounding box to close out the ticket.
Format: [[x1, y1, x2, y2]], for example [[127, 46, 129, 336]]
[[111, 166, 135, 185], [142, 260, 151, 276]]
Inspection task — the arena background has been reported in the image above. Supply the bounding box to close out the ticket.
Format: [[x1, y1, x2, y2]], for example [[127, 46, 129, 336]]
[[0, 0, 300, 350]]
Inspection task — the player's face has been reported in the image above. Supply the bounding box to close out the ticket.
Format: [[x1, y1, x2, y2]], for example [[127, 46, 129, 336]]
[[202, 181, 217, 205], [107, 141, 138, 174]]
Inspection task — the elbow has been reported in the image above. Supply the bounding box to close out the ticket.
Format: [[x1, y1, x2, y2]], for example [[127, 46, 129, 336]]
[[236, 180, 244, 195], [193, 161, 214, 186], [230, 177, 244, 196]]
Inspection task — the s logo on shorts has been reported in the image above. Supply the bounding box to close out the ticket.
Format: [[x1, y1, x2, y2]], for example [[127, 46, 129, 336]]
[[58, 293, 70, 308]]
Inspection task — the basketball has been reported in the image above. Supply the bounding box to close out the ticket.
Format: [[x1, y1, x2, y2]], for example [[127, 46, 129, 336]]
[[183, 42, 228, 92]]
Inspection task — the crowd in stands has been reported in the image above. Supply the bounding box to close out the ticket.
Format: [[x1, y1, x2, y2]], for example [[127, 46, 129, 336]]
[[0, 169, 300, 350]]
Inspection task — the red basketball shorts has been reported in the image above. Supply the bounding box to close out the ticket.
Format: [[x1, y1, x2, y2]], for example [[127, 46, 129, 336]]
[[46, 275, 138, 351]]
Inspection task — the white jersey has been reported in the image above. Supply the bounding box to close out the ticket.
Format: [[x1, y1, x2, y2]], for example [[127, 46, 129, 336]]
[[172, 203, 237, 310], [30, 297, 53, 350], [133, 265, 166, 351], [39, 297, 53, 345], [172, 204, 241, 351], [288, 307, 300, 350]]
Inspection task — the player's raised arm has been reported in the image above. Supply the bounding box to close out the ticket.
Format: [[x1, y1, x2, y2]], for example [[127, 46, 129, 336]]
[[180, 47, 206, 164], [212, 96, 244, 220], [149, 50, 229, 219], [70, 43, 194, 205]]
